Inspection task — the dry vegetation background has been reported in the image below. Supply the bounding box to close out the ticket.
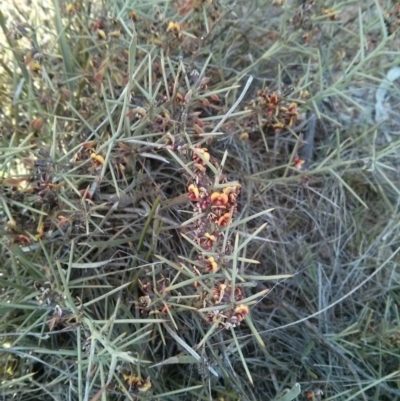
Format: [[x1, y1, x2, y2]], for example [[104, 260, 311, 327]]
[[1, 0, 400, 400]]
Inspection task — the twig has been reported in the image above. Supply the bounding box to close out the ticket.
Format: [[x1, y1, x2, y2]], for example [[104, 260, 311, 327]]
[[298, 111, 317, 168]]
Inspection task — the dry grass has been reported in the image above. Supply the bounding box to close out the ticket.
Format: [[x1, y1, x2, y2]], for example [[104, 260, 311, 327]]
[[1, 1, 400, 400]]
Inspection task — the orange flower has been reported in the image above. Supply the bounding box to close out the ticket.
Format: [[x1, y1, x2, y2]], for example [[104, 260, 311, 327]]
[[223, 186, 240, 203], [213, 283, 226, 304], [123, 374, 139, 386], [210, 192, 228, 206], [217, 213, 231, 227], [188, 184, 200, 201], [193, 148, 210, 164], [205, 233, 216, 241], [205, 256, 218, 273], [194, 163, 206, 173], [272, 122, 285, 131], [231, 287, 244, 303], [27, 60, 41, 73], [288, 102, 297, 114], [293, 157, 305, 170], [90, 153, 104, 168], [137, 377, 152, 392], [268, 92, 280, 106], [240, 132, 249, 141], [233, 304, 249, 323], [123, 374, 151, 392], [166, 21, 182, 38], [200, 232, 217, 250], [57, 215, 72, 228]]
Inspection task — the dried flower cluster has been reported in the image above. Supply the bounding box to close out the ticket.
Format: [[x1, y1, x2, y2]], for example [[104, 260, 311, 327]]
[[132, 143, 249, 329], [244, 88, 298, 133], [187, 147, 240, 243], [185, 146, 249, 328]]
